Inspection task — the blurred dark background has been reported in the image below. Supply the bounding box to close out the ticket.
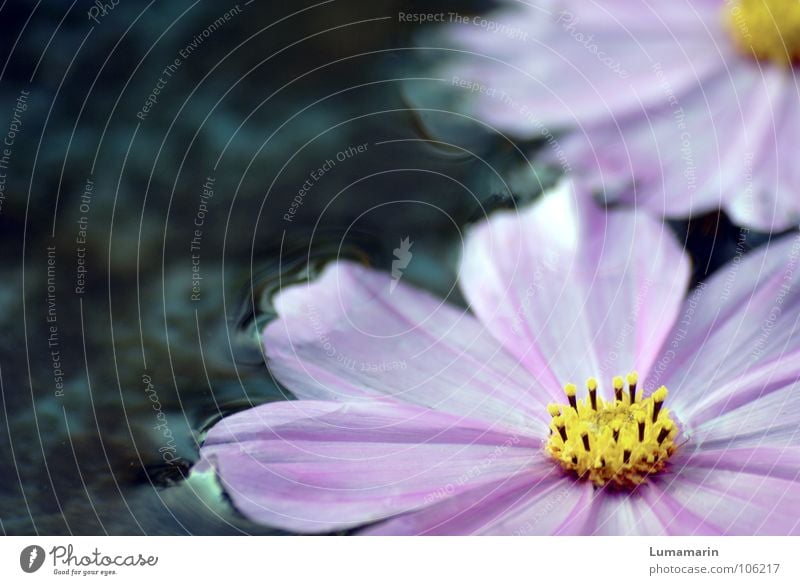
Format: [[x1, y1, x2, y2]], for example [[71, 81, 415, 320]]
[[0, 0, 758, 535]]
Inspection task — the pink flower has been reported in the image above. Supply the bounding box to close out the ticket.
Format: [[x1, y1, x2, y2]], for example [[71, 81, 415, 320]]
[[420, 0, 800, 230], [198, 179, 800, 534]]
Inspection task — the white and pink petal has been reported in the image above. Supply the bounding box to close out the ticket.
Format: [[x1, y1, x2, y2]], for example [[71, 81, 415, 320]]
[[263, 260, 551, 433], [199, 400, 541, 533], [651, 233, 800, 427], [426, 0, 729, 131], [657, 463, 800, 535], [459, 178, 691, 394], [362, 466, 594, 535]]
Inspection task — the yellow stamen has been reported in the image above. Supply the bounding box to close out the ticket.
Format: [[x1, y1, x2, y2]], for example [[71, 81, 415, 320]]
[[545, 372, 679, 489], [564, 383, 578, 411], [612, 375, 624, 402], [635, 409, 646, 442], [726, 0, 800, 64], [587, 377, 599, 410], [627, 371, 638, 404], [652, 386, 668, 422]]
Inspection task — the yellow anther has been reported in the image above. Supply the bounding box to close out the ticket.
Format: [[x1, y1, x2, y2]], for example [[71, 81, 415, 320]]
[[635, 409, 647, 442], [545, 372, 679, 489], [627, 371, 638, 404], [586, 377, 599, 410], [553, 416, 568, 442], [726, 0, 800, 64], [652, 386, 668, 422], [564, 382, 578, 410], [612, 375, 625, 401]]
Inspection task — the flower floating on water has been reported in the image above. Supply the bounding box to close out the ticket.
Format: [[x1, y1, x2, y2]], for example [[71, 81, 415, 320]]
[[198, 179, 800, 534], [421, 0, 800, 230]]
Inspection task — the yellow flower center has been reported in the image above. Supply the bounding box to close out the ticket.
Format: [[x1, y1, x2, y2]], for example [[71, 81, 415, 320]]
[[726, 0, 800, 64], [545, 372, 678, 489]]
